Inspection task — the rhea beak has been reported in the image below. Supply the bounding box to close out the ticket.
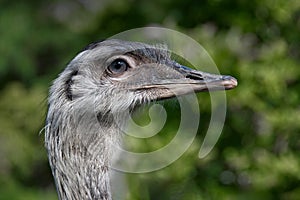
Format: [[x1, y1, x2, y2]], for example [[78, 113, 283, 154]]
[[128, 62, 238, 101], [173, 63, 238, 91]]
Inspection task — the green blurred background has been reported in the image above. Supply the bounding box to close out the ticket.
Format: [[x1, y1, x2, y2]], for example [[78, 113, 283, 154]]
[[0, 0, 300, 199]]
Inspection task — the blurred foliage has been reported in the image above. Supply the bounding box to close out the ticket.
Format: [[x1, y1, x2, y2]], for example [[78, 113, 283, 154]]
[[0, 0, 300, 199]]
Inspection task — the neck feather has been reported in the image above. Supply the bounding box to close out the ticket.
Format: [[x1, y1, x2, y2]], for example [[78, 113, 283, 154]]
[[45, 108, 121, 200]]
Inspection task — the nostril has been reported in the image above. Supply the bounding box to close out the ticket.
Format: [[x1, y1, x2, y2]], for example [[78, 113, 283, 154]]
[[186, 73, 204, 81]]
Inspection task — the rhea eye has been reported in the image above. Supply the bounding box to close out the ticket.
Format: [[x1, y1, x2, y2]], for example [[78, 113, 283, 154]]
[[107, 59, 129, 74]]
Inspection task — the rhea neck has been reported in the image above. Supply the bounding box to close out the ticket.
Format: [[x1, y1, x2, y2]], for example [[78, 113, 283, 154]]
[[46, 102, 123, 200]]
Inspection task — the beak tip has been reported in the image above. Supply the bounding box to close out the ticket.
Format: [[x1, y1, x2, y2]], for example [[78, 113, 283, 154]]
[[222, 75, 238, 89]]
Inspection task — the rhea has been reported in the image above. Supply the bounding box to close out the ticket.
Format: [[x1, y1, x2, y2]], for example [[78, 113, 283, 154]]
[[45, 39, 237, 200]]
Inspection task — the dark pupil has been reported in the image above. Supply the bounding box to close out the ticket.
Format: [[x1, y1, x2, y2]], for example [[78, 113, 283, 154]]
[[109, 59, 128, 73]]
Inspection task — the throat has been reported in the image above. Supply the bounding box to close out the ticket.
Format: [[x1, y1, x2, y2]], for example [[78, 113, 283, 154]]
[[52, 139, 115, 200], [47, 125, 120, 200], [46, 107, 124, 200], [54, 159, 112, 200]]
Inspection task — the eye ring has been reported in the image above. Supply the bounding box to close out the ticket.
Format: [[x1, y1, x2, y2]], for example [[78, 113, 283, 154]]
[[107, 59, 129, 75]]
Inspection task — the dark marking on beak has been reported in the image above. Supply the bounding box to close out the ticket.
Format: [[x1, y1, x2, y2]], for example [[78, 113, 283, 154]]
[[174, 64, 238, 90]]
